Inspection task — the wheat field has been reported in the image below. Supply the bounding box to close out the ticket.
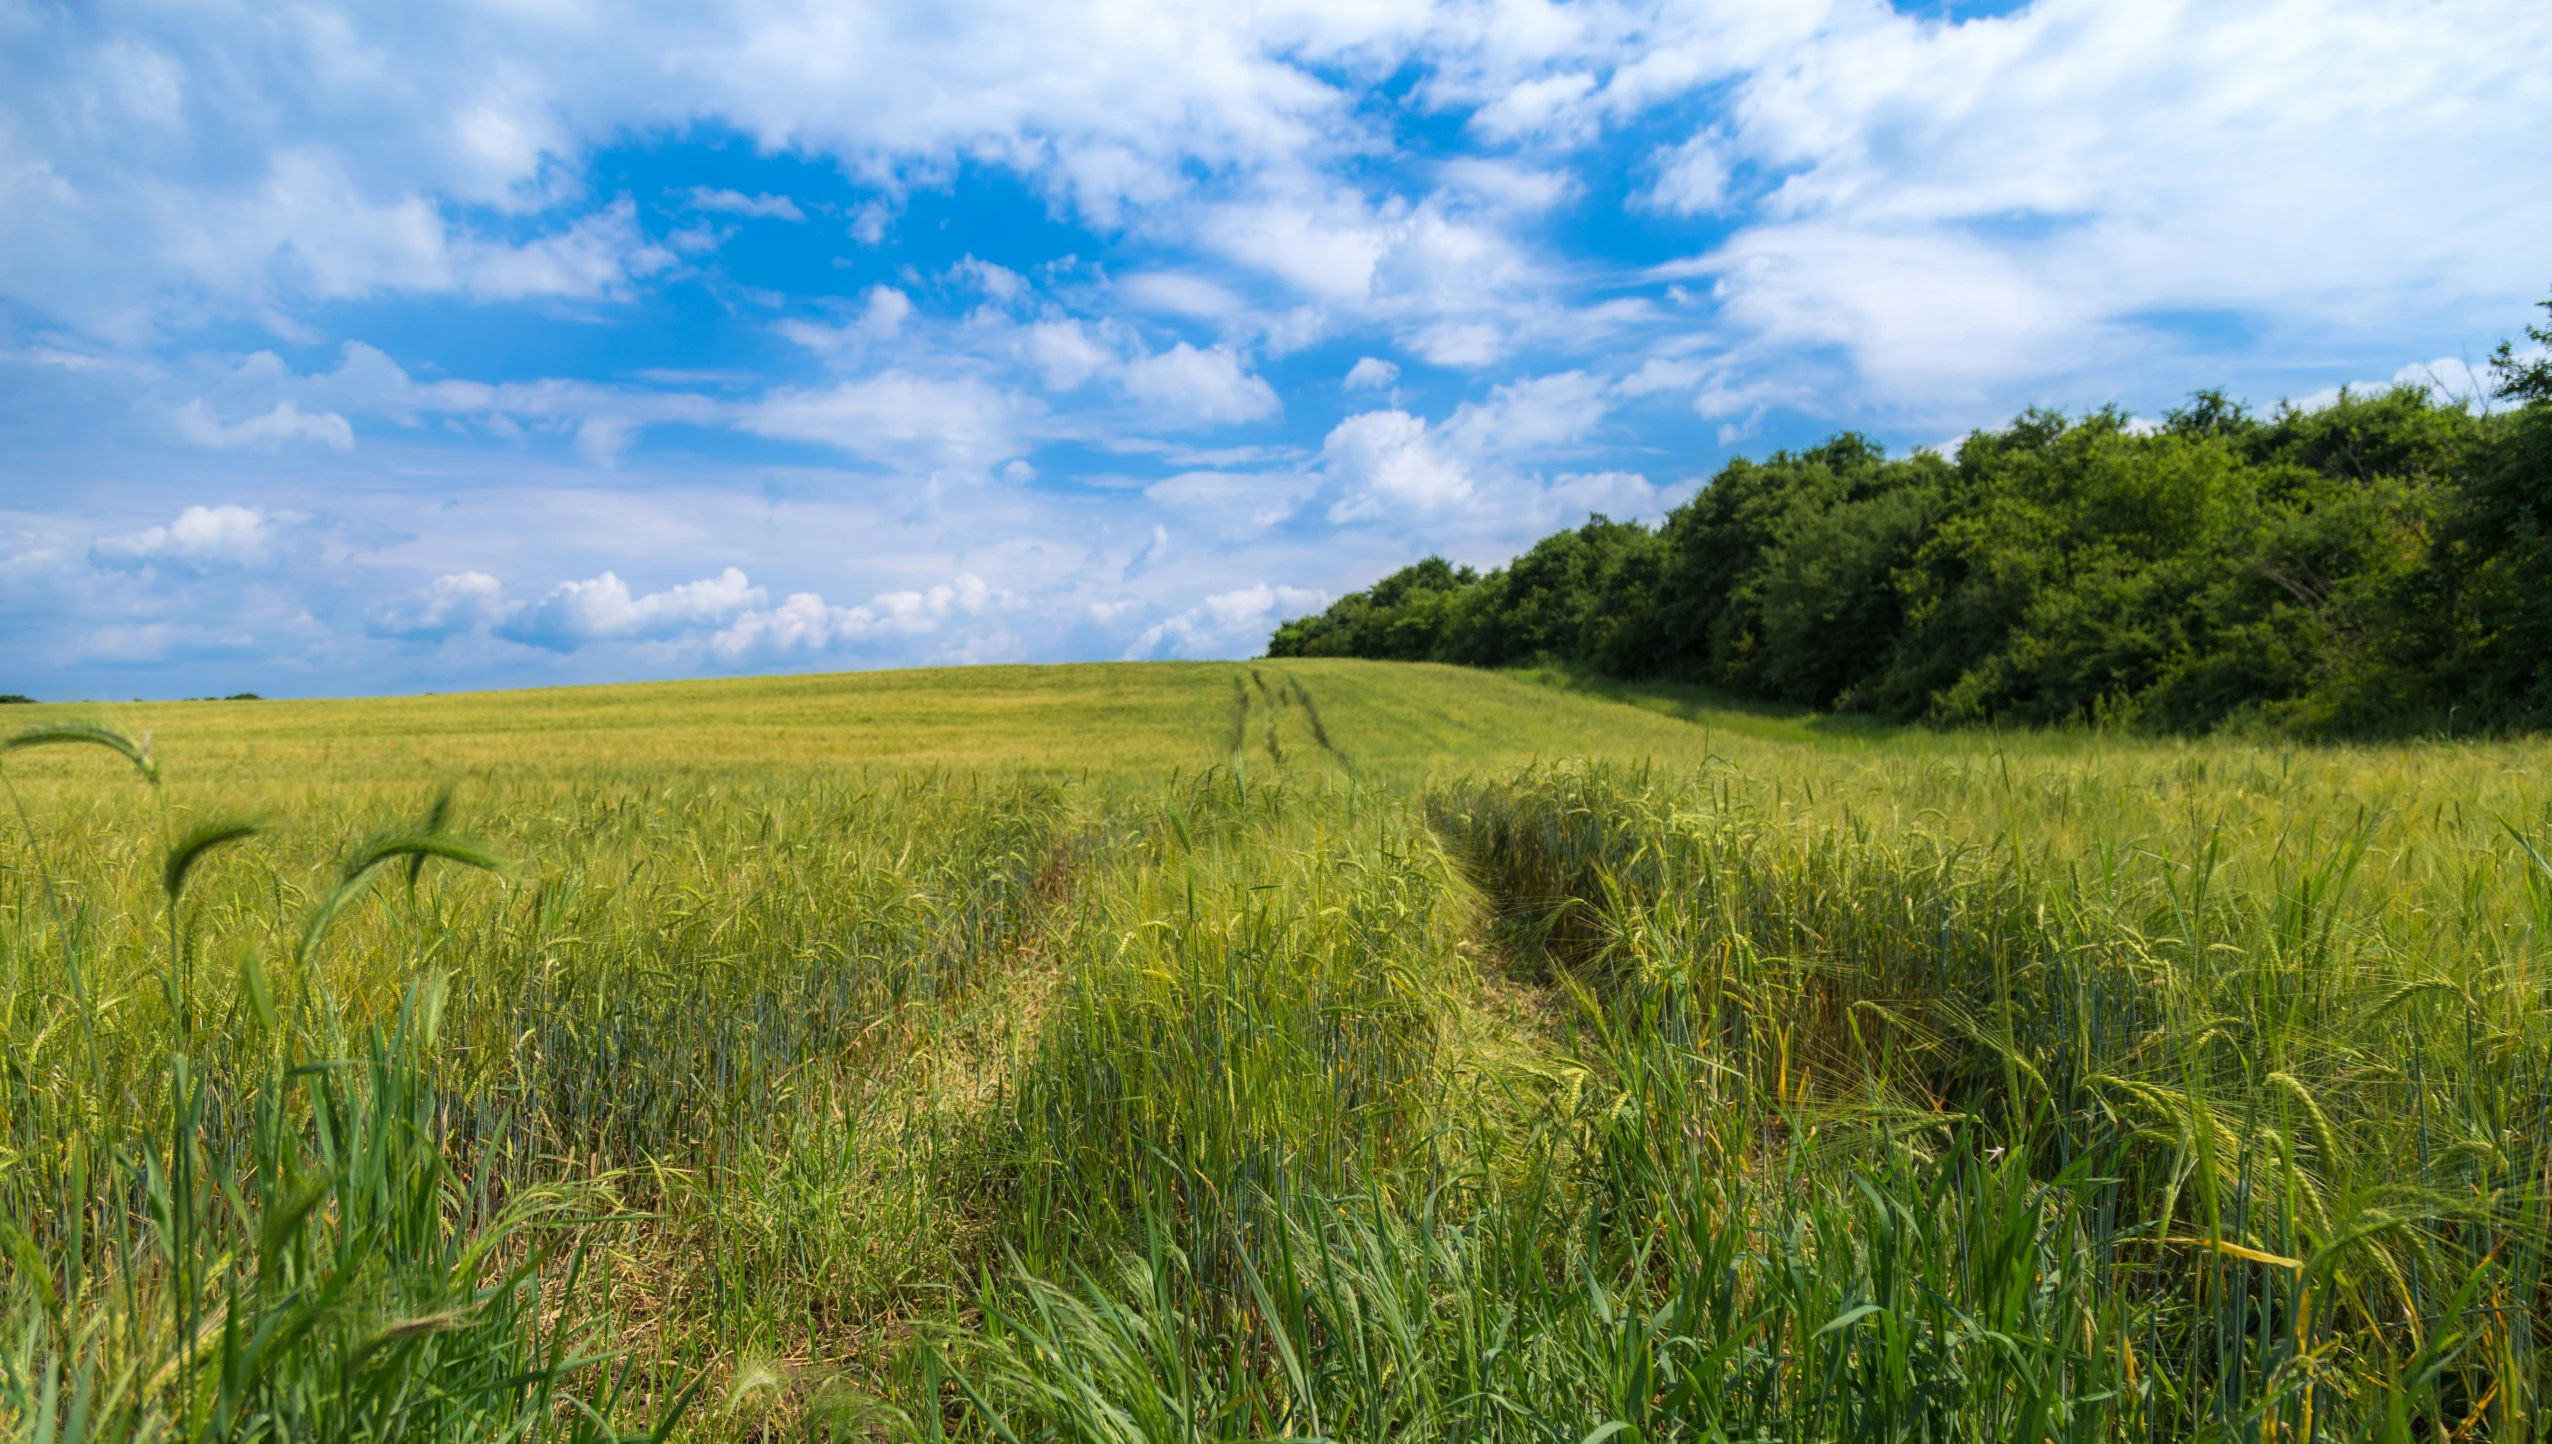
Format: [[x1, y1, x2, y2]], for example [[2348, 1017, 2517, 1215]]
[[4, 660, 2548, 1441]]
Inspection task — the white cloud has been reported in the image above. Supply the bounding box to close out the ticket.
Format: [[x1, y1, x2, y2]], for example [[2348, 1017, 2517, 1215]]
[[173, 399, 354, 451], [708, 591, 861, 661], [1542, 470, 1667, 520], [1120, 342, 1279, 425], [709, 573, 1006, 662], [3, 1, 1412, 338], [954, 257, 1031, 305], [774, 286, 917, 357], [1120, 272, 1246, 319], [91, 505, 281, 570], [15, 344, 135, 374], [448, 198, 676, 301], [368, 571, 512, 640], [1344, 356, 1399, 389], [1615, 356, 1702, 397], [1651, 0, 2552, 410], [574, 416, 640, 468], [1442, 370, 1611, 455], [2286, 352, 2518, 413], [0, 536, 69, 588], [859, 286, 915, 338], [1468, 71, 1599, 143], [1126, 582, 1327, 660], [1320, 410, 1472, 523], [1437, 158, 1574, 213], [1204, 198, 1392, 301], [190, 342, 718, 464], [1144, 472, 1247, 508], [500, 567, 765, 651], [685, 187, 806, 220], [1024, 320, 1114, 391], [1412, 321, 1502, 369], [854, 574, 999, 634], [302, 342, 500, 420], [5, 0, 2543, 400], [1645, 132, 1731, 215], [740, 373, 1029, 472]]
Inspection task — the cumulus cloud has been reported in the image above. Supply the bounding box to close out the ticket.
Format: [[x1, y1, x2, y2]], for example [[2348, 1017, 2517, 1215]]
[[2288, 353, 2517, 413], [1126, 582, 1327, 660], [499, 567, 765, 651], [6, 0, 2545, 395], [710, 574, 1006, 663], [1442, 370, 1612, 455], [91, 505, 281, 571], [1644, 0, 2552, 409], [1023, 320, 1114, 391], [367, 571, 512, 640], [773, 282, 1284, 437], [1344, 356, 1399, 389], [6, 0, 1414, 341], [0, 536, 69, 588], [1320, 410, 1473, 523], [1120, 343, 1280, 424], [1541, 470, 1671, 521]]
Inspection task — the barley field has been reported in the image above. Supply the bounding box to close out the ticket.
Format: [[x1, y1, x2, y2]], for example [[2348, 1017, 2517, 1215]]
[[4, 659, 2549, 1442]]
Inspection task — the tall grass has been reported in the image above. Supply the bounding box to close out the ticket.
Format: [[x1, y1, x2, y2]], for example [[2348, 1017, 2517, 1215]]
[[3, 743, 1071, 1439], [938, 751, 2552, 1443], [8, 667, 2552, 1441], [0, 724, 677, 1442], [1002, 772, 1470, 1266]]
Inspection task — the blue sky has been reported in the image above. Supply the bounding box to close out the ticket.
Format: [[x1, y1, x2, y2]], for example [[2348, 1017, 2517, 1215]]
[[3, 0, 2547, 700]]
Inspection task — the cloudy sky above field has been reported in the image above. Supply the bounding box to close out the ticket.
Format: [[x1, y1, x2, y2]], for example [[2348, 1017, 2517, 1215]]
[[2, 0, 2547, 698]]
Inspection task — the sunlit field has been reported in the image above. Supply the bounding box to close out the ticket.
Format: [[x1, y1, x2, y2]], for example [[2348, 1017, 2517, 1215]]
[[5, 660, 2549, 1441]]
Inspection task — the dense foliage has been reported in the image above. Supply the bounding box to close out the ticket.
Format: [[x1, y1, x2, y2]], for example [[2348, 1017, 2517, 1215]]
[[1271, 296, 2552, 733]]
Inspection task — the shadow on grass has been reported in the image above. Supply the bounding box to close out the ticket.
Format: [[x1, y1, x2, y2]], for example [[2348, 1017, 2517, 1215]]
[[1500, 664, 1912, 746]]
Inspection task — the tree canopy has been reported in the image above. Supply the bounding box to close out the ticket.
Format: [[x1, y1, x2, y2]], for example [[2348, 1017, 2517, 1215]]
[[1270, 293, 2552, 735]]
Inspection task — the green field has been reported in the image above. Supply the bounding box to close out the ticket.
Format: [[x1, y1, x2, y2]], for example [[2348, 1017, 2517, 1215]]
[[5, 660, 2551, 1441]]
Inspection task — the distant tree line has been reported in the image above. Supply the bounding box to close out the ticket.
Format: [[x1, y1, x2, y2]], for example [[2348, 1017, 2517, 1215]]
[[1269, 295, 2552, 735]]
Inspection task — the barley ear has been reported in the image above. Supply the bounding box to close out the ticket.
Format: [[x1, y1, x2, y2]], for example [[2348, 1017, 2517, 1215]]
[[301, 832, 506, 964], [408, 783, 458, 893], [238, 946, 277, 1034], [164, 819, 260, 905], [3, 721, 160, 786]]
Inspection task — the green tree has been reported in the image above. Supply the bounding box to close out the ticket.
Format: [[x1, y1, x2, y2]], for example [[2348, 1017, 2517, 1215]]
[[1267, 556, 1478, 659], [1263, 289, 2552, 737]]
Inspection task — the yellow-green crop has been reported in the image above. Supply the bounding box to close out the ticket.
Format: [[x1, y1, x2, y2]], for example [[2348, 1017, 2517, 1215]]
[[4, 661, 2548, 1441]]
